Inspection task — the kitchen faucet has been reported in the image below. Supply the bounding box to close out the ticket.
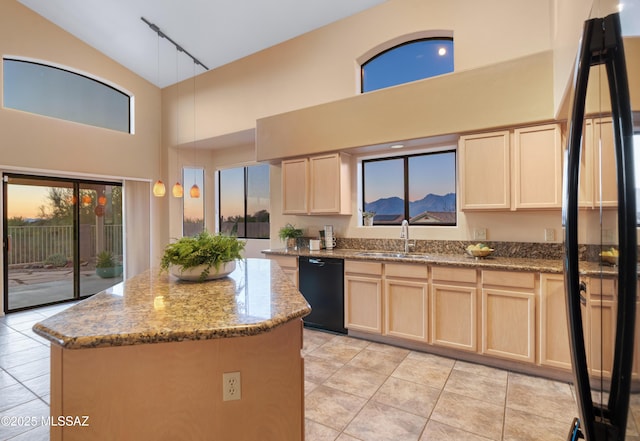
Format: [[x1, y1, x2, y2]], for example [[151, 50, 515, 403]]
[[400, 220, 414, 253]]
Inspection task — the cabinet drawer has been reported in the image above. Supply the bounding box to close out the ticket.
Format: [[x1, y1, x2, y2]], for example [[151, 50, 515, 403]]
[[385, 263, 428, 279], [345, 260, 382, 276], [268, 255, 298, 270], [588, 277, 615, 298], [432, 266, 477, 284], [482, 270, 535, 289]]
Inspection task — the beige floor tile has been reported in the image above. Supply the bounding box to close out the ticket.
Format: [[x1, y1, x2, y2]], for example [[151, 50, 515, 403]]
[[303, 329, 336, 355], [344, 400, 427, 441], [5, 424, 50, 441], [324, 365, 388, 399], [336, 434, 361, 441], [406, 350, 456, 368], [305, 379, 320, 396], [372, 376, 441, 418], [305, 418, 341, 441], [4, 357, 50, 383], [0, 398, 49, 440], [0, 383, 38, 412], [328, 335, 370, 350], [503, 407, 573, 441], [363, 341, 410, 360], [391, 356, 453, 390], [443, 368, 507, 406], [506, 372, 576, 423], [0, 345, 49, 370], [430, 390, 504, 440], [305, 355, 345, 384], [420, 420, 494, 441], [311, 340, 364, 364], [0, 369, 19, 389], [453, 359, 509, 382], [305, 385, 367, 432], [347, 348, 405, 376]]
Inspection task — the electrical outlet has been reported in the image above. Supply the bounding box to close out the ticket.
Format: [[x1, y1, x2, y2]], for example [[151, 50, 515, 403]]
[[223, 371, 241, 401], [544, 228, 555, 242], [602, 229, 614, 243], [474, 228, 487, 241]]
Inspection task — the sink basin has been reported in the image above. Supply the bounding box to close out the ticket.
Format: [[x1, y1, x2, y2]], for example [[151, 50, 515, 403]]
[[356, 252, 431, 259]]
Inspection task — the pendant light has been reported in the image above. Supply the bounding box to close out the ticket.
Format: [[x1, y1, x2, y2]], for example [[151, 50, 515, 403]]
[[189, 59, 200, 199], [172, 45, 184, 198], [152, 30, 166, 197]]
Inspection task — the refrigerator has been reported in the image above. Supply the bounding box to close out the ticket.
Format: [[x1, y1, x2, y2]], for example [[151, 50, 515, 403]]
[[563, 2, 639, 440]]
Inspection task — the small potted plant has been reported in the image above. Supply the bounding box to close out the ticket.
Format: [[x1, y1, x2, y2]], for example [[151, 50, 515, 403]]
[[361, 210, 376, 226], [160, 231, 245, 282], [96, 251, 123, 278], [278, 223, 304, 250]]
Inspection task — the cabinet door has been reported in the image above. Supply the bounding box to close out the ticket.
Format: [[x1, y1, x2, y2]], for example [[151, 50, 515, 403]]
[[592, 118, 617, 207], [513, 124, 562, 209], [267, 255, 298, 288], [431, 282, 477, 352], [385, 279, 428, 342], [586, 278, 616, 377], [539, 274, 571, 369], [345, 274, 382, 334], [459, 131, 510, 210], [309, 153, 347, 214], [281, 158, 308, 214], [482, 288, 535, 363]]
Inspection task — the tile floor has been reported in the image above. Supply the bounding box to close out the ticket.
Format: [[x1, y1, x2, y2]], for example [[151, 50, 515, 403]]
[[0, 305, 638, 441]]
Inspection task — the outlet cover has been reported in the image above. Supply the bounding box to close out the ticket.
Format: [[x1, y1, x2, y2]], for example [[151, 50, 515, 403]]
[[544, 228, 555, 242], [474, 228, 487, 241], [223, 371, 241, 401]]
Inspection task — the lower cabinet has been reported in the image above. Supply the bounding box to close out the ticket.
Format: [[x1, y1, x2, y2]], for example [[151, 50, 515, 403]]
[[539, 273, 572, 370], [481, 270, 536, 363], [384, 263, 429, 342], [586, 277, 616, 378], [430, 266, 478, 352], [265, 255, 299, 288], [344, 261, 383, 334]]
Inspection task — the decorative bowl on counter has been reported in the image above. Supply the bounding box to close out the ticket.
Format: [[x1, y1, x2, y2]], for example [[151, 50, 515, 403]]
[[170, 261, 237, 281], [465, 243, 494, 258], [599, 247, 619, 266]]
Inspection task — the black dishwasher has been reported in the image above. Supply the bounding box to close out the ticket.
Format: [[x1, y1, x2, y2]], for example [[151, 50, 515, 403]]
[[298, 256, 346, 334]]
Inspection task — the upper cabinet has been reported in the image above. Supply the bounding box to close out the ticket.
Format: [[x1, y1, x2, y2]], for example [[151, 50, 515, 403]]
[[282, 153, 351, 215], [459, 123, 562, 211], [459, 130, 511, 210], [579, 117, 617, 208]]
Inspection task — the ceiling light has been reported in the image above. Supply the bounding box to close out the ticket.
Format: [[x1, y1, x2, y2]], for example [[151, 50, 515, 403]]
[[153, 180, 166, 197], [390, 144, 404, 149]]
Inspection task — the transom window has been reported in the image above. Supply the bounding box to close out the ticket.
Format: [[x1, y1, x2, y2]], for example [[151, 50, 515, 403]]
[[362, 150, 456, 226], [361, 38, 454, 93], [218, 164, 270, 239], [3, 58, 132, 133]]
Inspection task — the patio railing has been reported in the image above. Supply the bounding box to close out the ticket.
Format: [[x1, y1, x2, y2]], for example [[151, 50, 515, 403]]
[[7, 225, 123, 265]]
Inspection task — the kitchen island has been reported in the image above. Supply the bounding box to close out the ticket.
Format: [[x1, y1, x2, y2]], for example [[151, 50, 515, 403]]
[[33, 258, 311, 441]]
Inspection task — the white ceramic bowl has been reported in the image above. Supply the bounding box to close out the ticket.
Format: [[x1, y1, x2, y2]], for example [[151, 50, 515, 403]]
[[466, 248, 494, 258], [170, 261, 236, 281]]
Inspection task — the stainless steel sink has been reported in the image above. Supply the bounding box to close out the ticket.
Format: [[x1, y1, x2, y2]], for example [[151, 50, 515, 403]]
[[356, 252, 431, 259]]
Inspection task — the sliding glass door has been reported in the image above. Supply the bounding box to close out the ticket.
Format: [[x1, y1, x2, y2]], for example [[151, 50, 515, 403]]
[[3, 174, 123, 312]]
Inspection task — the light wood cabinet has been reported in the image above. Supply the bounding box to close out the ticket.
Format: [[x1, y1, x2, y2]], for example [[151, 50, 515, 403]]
[[430, 266, 478, 352], [513, 124, 563, 209], [265, 255, 298, 288], [281, 158, 308, 214], [344, 260, 383, 334], [459, 130, 511, 210], [585, 277, 616, 378], [539, 273, 571, 369], [460, 123, 562, 211], [579, 117, 617, 208], [281, 153, 351, 215], [481, 270, 536, 363], [384, 263, 429, 342]]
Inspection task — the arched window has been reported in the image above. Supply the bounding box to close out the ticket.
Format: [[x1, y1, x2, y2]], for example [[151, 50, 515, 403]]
[[361, 37, 453, 93], [3, 58, 132, 133]]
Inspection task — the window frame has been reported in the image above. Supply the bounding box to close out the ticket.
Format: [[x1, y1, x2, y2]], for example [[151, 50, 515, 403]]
[[360, 37, 454, 93], [361, 149, 457, 227], [3, 57, 134, 133], [217, 164, 270, 239]]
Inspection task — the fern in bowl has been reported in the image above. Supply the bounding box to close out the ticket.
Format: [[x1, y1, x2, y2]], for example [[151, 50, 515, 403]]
[[160, 231, 245, 281]]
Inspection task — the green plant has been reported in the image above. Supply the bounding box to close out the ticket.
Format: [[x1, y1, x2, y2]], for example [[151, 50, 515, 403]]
[[278, 223, 304, 241], [96, 251, 116, 268], [45, 253, 68, 267], [160, 231, 245, 281]]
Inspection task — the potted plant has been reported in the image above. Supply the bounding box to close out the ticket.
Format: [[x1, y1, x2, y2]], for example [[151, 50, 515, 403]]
[[96, 251, 123, 278], [361, 210, 376, 226], [278, 223, 304, 250], [160, 231, 245, 281]]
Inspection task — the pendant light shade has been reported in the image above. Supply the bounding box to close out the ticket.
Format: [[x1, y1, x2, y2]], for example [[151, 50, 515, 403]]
[[153, 180, 166, 197], [189, 184, 200, 198], [172, 182, 184, 198]]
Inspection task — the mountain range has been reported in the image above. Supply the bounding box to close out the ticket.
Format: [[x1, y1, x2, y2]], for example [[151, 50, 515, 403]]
[[365, 193, 455, 216]]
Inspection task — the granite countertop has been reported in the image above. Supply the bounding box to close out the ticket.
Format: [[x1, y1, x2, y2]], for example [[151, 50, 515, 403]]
[[32, 258, 311, 350], [262, 248, 617, 277]]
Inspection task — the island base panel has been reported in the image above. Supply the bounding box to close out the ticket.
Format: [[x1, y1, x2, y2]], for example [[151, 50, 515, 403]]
[[49, 319, 304, 441]]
